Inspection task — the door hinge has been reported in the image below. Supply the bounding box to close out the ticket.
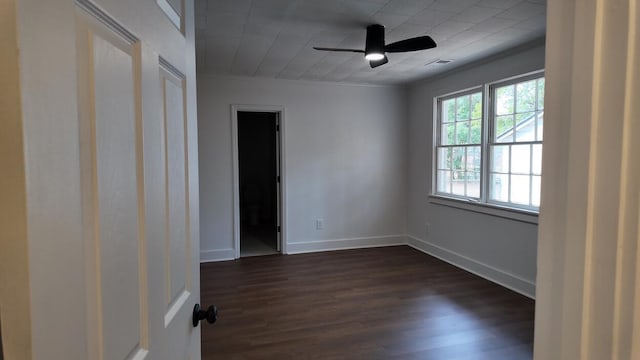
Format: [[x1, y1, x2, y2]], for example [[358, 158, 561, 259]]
[[277, 226, 281, 232], [276, 124, 280, 131], [277, 175, 280, 183]]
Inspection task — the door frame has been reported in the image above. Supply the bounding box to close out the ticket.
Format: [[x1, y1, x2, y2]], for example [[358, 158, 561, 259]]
[[231, 105, 286, 258]]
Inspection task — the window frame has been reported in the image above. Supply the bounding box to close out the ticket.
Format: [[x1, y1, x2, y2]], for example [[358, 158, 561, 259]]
[[486, 71, 545, 212], [431, 70, 544, 220], [433, 86, 485, 202]]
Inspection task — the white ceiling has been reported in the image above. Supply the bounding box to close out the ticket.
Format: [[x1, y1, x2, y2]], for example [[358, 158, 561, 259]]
[[194, 0, 546, 85]]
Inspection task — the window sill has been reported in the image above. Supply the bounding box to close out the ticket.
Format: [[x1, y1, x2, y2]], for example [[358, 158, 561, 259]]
[[428, 195, 539, 224]]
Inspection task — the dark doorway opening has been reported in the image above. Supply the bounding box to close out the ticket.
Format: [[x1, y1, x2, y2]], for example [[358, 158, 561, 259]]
[[238, 111, 281, 257]]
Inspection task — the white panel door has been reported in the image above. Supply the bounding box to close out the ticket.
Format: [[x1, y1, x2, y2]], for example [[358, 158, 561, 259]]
[[75, 1, 201, 359], [0, 0, 202, 358]]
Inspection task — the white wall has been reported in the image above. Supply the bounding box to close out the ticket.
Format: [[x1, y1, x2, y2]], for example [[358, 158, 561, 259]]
[[197, 75, 407, 261], [406, 40, 545, 298]]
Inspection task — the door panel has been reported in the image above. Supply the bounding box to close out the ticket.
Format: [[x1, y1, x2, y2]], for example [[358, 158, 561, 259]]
[[160, 63, 192, 328], [157, 0, 184, 32], [74, 1, 199, 359], [76, 9, 150, 360], [93, 34, 146, 360]]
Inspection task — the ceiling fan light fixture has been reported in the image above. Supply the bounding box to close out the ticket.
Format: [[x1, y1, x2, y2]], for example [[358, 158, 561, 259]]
[[364, 24, 386, 62], [365, 52, 385, 61], [311, 23, 437, 69]]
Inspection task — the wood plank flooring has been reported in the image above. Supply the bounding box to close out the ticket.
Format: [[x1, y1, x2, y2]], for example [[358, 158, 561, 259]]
[[200, 246, 535, 359]]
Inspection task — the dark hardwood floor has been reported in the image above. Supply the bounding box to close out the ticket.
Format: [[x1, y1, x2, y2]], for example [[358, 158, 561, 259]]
[[200, 246, 535, 359]]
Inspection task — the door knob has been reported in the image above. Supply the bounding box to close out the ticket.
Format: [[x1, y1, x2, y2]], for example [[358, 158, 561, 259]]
[[192, 304, 217, 327]]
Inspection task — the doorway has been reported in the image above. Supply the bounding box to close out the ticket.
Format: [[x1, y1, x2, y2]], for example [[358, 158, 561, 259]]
[[233, 109, 283, 257]]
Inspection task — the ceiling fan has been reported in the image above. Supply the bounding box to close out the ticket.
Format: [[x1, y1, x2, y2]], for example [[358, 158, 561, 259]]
[[313, 24, 437, 68]]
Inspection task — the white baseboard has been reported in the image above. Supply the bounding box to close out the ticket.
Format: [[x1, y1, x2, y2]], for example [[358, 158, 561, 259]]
[[198, 236, 536, 299], [407, 235, 536, 299], [286, 235, 406, 254], [200, 248, 235, 263]]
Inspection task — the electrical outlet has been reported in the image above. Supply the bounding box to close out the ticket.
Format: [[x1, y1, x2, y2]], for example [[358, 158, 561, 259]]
[[316, 218, 324, 230]]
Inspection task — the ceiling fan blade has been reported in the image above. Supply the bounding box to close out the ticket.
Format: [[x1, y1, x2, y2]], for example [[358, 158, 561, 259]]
[[369, 55, 388, 68], [313, 47, 365, 53], [384, 36, 437, 53]]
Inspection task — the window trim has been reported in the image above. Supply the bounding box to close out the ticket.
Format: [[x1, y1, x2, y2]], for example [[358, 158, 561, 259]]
[[431, 70, 545, 219], [428, 194, 539, 224], [432, 86, 484, 201]]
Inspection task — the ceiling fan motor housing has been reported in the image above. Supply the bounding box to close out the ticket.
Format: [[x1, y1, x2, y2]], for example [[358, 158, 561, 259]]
[[365, 24, 385, 56]]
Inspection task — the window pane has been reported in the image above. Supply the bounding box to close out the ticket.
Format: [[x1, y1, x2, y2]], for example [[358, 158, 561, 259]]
[[516, 80, 536, 113], [532, 144, 542, 175], [510, 174, 530, 205], [495, 115, 514, 142], [456, 95, 470, 120], [537, 78, 545, 110], [467, 146, 481, 171], [470, 92, 482, 119], [511, 144, 531, 174], [490, 173, 509, 202], [456, 121, 470, 144], [516, 128, 535, 142], [442, 123, 455, 145], [515, 112, 536, 142], [467, 172, 481, 198], [495, 85, 514, 115], [532, 175, 541, 207], [470, 119, 481, 144], [452, 171, 465, 195], [537, 113, 544, 141], [516, 111, 535, 125], [452, 147, 465, 170], [443, 99, 456, 123], [491, 145, 509, 173], [437, 170, 451, 193], [437, 148, 452, 170]]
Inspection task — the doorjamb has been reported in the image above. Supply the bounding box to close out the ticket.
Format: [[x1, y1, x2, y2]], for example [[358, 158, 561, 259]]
[[231, 105, 287, 259]]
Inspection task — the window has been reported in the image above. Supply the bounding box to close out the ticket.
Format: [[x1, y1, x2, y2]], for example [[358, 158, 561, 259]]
[[434, 72, 544, 212], [435, 90, 483, 199]]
